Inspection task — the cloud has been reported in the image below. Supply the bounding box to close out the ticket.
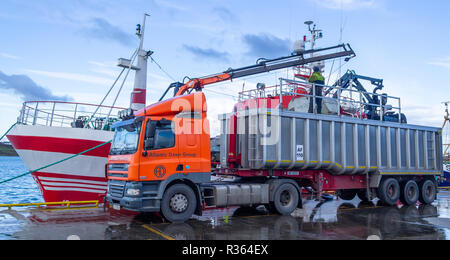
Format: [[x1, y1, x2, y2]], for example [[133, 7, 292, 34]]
[[25, 69, 115, 86], [0, 53, 21, 60], [310, 0, 377, 10], [80, 17, 136, 47], [154, 0, 187, 11], [428, 57, 450, 69], [88, 60, 119, 77], [0, 70, 73, 101], [213, 7, 239, 23], [182, 45, 230, 62], [402, 104, 443, 127], [242, 33, 291, 58]]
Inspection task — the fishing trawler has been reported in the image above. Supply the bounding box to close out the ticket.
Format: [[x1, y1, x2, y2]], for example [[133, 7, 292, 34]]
[[6, 15, 152, 203]]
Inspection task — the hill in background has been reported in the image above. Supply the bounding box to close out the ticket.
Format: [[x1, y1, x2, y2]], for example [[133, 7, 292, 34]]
[[0, 143, 18, 156]]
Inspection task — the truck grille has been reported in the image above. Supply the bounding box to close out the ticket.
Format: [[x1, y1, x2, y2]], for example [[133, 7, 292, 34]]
[[108, 163, 128, 171], [108, 180, 126, 198]]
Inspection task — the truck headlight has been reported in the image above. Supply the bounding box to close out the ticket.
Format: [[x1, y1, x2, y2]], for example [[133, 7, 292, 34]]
[[126, 188, 140, 196]]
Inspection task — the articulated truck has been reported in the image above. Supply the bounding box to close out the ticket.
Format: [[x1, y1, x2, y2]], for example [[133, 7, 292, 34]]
[[105, 43, 442, 223]]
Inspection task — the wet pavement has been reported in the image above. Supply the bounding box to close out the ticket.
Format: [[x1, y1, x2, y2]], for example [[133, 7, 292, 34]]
[[1, 191, 449, 240]]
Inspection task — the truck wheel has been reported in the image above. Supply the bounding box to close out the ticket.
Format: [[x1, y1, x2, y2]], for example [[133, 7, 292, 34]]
[[272, 183, 299, 215], [400, 180, 419, 206], [418, 179, 436, 205], [337, 189, 357, 201], [377, 178, 400, 206], [161, 184, 197, 223]]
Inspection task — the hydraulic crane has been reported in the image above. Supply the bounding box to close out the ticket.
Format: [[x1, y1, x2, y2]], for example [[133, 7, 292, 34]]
[[158, 44, 356, 101], [326, 70, 407, 123]]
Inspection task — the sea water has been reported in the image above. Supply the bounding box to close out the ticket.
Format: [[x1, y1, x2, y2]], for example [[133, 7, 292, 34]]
[[0, 156, 43, 239], [0, 156, 42, 204]]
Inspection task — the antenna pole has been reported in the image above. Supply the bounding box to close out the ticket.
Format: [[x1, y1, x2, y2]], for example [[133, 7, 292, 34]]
[[138, 13, 151, 51]]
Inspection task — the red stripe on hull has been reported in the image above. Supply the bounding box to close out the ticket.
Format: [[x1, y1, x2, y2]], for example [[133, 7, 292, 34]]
[[7, 135, 111, 157], [32, 172, 107, 203], [36, 171, 107, 183]]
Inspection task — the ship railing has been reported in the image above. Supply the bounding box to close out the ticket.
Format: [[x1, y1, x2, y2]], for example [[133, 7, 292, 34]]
[[238, 78, 403, 123], [17, 101, 127, 130]]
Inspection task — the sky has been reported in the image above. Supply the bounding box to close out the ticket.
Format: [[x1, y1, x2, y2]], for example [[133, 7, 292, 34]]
[[0, 0, 450, 140]]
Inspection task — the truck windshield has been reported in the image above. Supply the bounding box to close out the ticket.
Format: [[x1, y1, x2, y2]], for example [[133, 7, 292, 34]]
[[110, 122, 142, 155]]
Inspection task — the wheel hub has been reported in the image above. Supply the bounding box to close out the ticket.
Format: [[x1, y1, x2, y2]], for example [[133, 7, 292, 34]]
[[170, 193, 188, 213], [280, 190, 292, 206], [425, 186, 432, 197], [407, 186, 416, 198], [388, 185, 394, 197]]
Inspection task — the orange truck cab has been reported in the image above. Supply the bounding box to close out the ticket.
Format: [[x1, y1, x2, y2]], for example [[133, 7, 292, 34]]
[[106, 92, 213, 222]]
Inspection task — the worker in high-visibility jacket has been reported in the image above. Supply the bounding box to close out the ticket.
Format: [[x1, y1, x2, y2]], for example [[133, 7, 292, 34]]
[[308, 66, 325, 114]]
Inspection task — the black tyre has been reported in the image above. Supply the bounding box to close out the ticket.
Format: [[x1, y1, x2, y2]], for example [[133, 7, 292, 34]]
[[400, 180, 419, 206], [337, 189, 357, 201], [271, 183, 299, 215], [418, 179, 437, 205], [377, 178, 400, 206], [161, 184, 197, 223]]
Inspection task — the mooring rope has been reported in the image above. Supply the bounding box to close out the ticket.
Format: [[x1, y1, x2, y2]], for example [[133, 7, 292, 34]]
[[0, 122, 17, 142], [0, 139, 112, 184]]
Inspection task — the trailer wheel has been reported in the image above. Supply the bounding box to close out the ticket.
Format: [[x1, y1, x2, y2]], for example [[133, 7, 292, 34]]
[[418, 179, 436, 205], [271, 183, 299, 215], [337, 189, 357, 201], [357, 189, 371, 202], [377, 178, 400, 206], [400, 180, 419, 206], [161, 184, 197, 223]]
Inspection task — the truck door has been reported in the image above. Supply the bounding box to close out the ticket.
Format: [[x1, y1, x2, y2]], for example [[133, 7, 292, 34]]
[[176, 113, 202, 172], [140, 118, 179, 181]]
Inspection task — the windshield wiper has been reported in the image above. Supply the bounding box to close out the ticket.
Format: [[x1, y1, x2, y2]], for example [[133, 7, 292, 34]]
[[109, 149, 120, 155], [119, 148, 137, 155]]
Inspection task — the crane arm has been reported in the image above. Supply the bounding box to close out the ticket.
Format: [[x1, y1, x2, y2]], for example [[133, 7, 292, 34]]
[[175, 73, 232, 97], [169, 43, 356, 97]]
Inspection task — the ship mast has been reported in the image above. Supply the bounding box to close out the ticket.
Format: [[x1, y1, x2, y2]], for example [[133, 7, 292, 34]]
[[304, 21, 323, 51], [293, 21, 325, 80], [118, 13, 153, 111], [131, 13, 153, 111]]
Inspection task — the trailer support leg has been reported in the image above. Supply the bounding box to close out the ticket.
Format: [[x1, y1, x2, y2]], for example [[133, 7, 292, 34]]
[[366, 172, 372, 200], [316, 172, 324, 201]]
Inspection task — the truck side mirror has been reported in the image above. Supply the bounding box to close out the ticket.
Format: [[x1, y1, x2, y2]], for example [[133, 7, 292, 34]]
[[146, 121, 157, 138], [144, 121, 157, 151]]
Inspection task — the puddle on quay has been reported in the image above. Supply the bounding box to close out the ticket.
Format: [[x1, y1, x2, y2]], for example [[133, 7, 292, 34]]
[[1, 191, 449, 240]]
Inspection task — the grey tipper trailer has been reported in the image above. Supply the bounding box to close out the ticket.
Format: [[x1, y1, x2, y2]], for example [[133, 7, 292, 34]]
[[217, 78, 442, 207], [230, 109, 442, 176]]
